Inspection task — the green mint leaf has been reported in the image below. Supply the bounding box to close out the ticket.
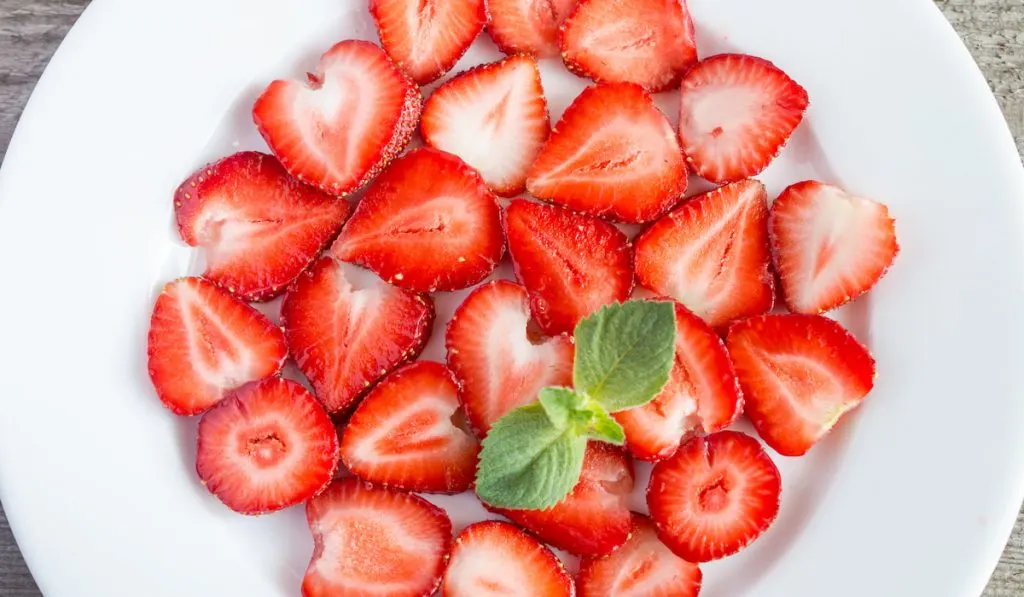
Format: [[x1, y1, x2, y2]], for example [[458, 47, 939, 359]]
[[573, 300, 677, 412], [475, 403, 587, 510], [583, 408, 625, 445], [538, 387, 587, 429]]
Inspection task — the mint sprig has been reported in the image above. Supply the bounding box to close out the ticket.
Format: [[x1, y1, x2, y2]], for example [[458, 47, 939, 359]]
[[476, 300, 676, 510]]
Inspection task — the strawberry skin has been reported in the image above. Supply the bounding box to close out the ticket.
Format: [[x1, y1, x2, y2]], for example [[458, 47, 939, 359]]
[[505, 199, 633, 335], [633, 179, 775, 328], [559, 0, 698, 93], [446, 280, 575, 433], [726, 314, 876, 456], [281, 256, 434, 414], [526, 82, 686, 224], [421, 55, 550, 197], [770, 181, 900, 314], [486, 0, 576, 58], [303, 478, 452, 597], [147, 277, 287, 416], [174, 151, 351, 301], [648, 431, 782, 563], [370, 0, 486, 85], [578, 513, 702, 597], [331, 148, 505, 293], [195, 377, 338, 515], [614, 301, 742, 461], [443, 520, 574, 597], [253, 40, 421, 196], [488, 442, 634, 556], [340, 361, 480, 493], [679, 53, 809, 184]]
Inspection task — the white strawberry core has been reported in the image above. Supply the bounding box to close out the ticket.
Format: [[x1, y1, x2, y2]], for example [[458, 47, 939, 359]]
[[445, 542, 536, 596], [177, 282, 256, 388], [348, 395, 474, 463]]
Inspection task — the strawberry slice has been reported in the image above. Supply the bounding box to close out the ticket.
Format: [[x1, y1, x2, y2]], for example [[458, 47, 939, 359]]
[[725, 314, 876, 456], [370, 0, 486, 85], [633, 179, 774, 328], [614, 301, 741, 461], [195, 377, 338, 514], [331, 148, 504, 293], [303, 478, 452, 597], [559, 0, 698, 92], [443, 520, 574, 596], [488, 442, 634, 556], [678, 53, 809, 184], [147, 277, 287, 416], [770, 181, 900, 314], [578, 513, 702, 597], [340, 361, 480, 493], [526, 83, 686, 224], [486, 0, 576, 58], [421, 55, 550, 197], [446, 280, 574, 433], [281, 256, 434, 414], [174, 152, 351, 301], [253, 40, 421, 197], [505, 199, 633, 335], [647, 431, 782, 562]]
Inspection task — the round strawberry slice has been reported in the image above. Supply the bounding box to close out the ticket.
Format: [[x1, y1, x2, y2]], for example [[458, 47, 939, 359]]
[[195, 377, 338, 515], [487, 442, 634, 556], [614, 301, 742, 462], [174, 152, 352, 301], [340, 361, 480, 493], [303, 478, 452, 597], [647, 431, 782, 563], [443, 520, 574, 597], [254, 40, 421, 197], [446, 280, 574, 433], [578, 513, 702, 597], [331, 148, 505, 293], [147, 277, 287, 416], [281, 256, 434, 415], [726, 313, 876, 456]]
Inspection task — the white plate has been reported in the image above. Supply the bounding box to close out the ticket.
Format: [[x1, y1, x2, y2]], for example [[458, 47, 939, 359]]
[[1, 0, 1023, 595]]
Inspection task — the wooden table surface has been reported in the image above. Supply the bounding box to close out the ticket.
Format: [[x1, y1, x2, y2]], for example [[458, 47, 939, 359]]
[[1, 0, 1023, 595]]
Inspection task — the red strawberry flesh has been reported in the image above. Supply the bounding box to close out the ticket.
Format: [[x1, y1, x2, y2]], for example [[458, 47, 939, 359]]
[[174, 151, 351, 301], [147, 277, 287, 416], [281, 256, 434, 414], [486, 0, 576, 58], [195, 377, 339, 515], [648, 430, 781, 562]]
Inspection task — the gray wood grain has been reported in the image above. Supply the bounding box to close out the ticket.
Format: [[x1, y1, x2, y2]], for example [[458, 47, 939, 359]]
[[0, 0, 1021, 595]]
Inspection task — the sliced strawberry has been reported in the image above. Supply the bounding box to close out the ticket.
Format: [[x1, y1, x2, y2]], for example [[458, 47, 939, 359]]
[[195, 377, 338, 514], [147, 277, 287, 416], [633, 179, 774, 328], [486, 0, 576, 58], [505, 199, 632, 335], [526, 83, 686, 224], [678, 53, 809, 184], [303, 478, 452, 597], [331, 148, 504, 293], [770, 181, 900, 314], [174, 152, 351, 301], [578, 513, 702, 597], [370, 0, 486, 85], [446, 280, 574, 433], [443, 520, 574, 596], [253, 40, 421, 196], [725, 314, 876, 456], [559, 0, 697, 92], [648, 431, 781, 562], [614, 301, 741, 461], [281, 256, 434, 414], [488, 442, 634, 556], [340, 361, 480, 493], [421, 55, 550, 197]]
